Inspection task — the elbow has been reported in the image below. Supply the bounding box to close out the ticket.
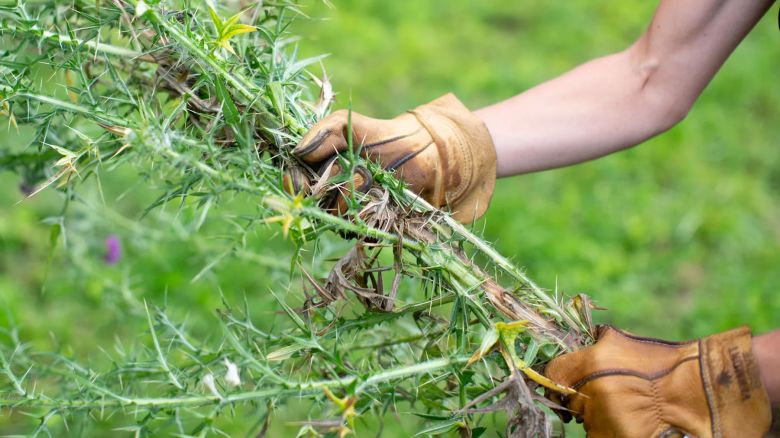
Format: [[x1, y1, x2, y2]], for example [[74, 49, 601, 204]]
[[637, 64, 698, 135], [625, 45, 696, 136], [634, 68, 695, 136], [653, 96, 692, 133]]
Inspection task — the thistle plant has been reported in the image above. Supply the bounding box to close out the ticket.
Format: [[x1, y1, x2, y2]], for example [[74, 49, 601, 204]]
[[0, 1, 595, 436]]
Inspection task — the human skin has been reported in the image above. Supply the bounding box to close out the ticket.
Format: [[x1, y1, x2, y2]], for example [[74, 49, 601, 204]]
[[754, 330, 780, 407], [474, 0, 779, 406]]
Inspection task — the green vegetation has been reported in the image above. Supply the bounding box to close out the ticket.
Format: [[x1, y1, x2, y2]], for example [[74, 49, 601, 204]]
[[0, 0, 778, 436]]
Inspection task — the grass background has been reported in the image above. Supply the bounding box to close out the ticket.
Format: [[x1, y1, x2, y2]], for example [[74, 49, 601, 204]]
[[1, 0, 779, 436]]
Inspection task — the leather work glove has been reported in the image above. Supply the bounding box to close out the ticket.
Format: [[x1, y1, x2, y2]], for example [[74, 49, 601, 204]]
[[544, 325, 771, 438], [292, 93, 497, 223]]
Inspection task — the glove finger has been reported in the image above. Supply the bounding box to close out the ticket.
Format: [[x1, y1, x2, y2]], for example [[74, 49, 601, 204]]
[[293, 118, 347, 163], [543, 349, 591, 390], [293, 111, 374, 164], [542, 325, 622, 388]]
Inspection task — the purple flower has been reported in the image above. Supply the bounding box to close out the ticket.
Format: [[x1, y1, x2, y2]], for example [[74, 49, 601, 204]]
[[104, 234, 122, 265]]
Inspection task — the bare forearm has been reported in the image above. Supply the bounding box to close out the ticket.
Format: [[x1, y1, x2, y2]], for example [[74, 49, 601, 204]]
[[475, 49, 677, 177], [477, 0, 774, 178], [754, 329, 780, 407]]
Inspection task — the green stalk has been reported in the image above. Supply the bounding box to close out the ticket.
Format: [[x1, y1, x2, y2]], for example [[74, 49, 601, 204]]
[[12, 93, 128, 126], [0, 350, 27, 397], [0, 21, 145, 59], [0, 356, 469, 410], [411, 191, 583, 332]]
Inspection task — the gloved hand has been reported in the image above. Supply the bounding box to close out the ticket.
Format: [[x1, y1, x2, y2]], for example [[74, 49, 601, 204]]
[[292, 93, 497, 223], [544, 325, 771, 438]]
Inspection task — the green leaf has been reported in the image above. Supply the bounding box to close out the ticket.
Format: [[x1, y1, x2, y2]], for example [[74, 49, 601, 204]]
[[413, 420, 461, 436], [210, 7, 256, 56], [218, 39, 237, 55], [266, 344, 304, 362], [269, 290, 307, 333], [223, 11, 244, 29], [411, 412, 450, 421], [288, 54, 328, 75], [221, 24, 256, 41], [466, 326, 498, 366], [267, 81, 285, 126], [208, 6, 223, 34], [522, 338, 540, 365], [214, 77, 240, 125]]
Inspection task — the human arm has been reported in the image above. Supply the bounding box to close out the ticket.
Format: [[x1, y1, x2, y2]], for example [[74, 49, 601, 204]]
[[754, 328, 780, 406], [477, 0, 776, 177], [294, 0, 776, 221]]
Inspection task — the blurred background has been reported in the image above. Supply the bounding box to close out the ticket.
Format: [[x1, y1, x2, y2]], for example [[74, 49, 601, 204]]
[[1, 0, 778, 436]]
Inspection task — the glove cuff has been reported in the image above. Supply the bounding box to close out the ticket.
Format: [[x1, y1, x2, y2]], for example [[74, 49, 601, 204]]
[[699, 326, 772, 437], [409, 93, 497, 223]]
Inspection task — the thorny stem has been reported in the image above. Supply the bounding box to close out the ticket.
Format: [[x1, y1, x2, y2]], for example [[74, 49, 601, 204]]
[[13, 92, 128, 127], [413, 192, 584, 333], [0, 20, 146, 60], [0, 348, 27, 397], [0, 356, 470, 410], [145, 301, 184, 390]]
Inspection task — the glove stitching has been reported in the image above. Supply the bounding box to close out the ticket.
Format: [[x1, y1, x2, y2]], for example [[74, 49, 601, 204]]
[[570, 355, 699, 390], [608, 326, 697, 347], [361, 127, 424, 151], [441, 116, 473, 204], [407, 110, 446, 206], [699, 328, 772, 438], [650, 377, 669, 437], [385, 141, 435, 172], [698, 337, 722, 438], [408, 109, 472, 207]]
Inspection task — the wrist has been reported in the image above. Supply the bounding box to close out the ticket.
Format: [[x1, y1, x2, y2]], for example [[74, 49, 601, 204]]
[[753, 330, 780, 408]]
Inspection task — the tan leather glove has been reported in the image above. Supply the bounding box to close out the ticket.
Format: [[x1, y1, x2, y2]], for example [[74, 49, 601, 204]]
[[292, 93, 497, 223], [544, 325, 771, 438]]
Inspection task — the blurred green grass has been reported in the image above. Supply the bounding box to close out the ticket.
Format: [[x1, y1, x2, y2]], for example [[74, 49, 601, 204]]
[[1, 0, 779, 436]]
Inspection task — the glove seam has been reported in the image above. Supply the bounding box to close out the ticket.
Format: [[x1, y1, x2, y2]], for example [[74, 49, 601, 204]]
[[384, 141, 435, 172], [569, 355, 699, 390], [606, 326, 698, 347], [650, 378, 669, 437], [698, 337, 722, 438], [406, 109, 446, 206], [440, 116, 473, 204], [361, 127, 425, 152], [407, 108, 473, 207]]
